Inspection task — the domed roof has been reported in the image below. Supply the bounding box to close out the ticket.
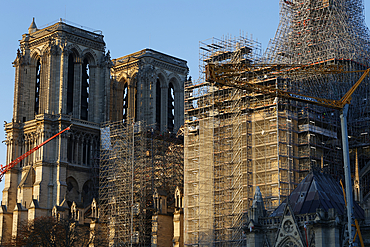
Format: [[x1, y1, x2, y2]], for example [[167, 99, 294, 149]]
[[270, 171, 364, 219]]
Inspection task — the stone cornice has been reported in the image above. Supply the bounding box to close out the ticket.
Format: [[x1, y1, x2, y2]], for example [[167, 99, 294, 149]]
[[112, 48, 188, 75], [5, 114, 101, 137], [112, 61, 140, 73], [25, 32, 105, 52], [112, 57, 188, 75], [23, 28, 105, 52], [24, 22, 104, 43], [151, 59, 188, 75], [67, 163, 94, 173]]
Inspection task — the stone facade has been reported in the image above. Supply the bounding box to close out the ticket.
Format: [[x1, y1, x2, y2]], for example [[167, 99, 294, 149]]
[[1, 18, 188, 245]]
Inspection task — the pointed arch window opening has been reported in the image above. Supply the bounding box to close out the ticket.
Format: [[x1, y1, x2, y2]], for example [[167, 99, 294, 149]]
[[34, 58, 41, 116], [67, 136, 73, 163], [155, 79, 161, 130], [81, 58, 90, 120], [134, 85, 138, 122], [122, 82, 128, 123], [67, 54, 75, 115], [86, 141, 91, 166], [20, 144, 23, 167], [168, 82, 175, 132]]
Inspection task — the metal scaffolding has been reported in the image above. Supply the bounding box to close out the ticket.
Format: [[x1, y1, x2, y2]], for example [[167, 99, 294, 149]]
[[263, 0, 370, 201], [99, 120, 183, 246], [184, 35, 263, 246], [184, 1, 370, 246]]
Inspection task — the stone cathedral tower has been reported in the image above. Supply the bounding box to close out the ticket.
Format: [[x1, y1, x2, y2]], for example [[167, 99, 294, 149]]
[[0, 18, 111, 242], [110, 49, 188, 132]]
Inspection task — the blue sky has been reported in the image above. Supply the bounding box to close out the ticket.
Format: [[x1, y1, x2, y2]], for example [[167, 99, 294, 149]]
[[0, 0, 369, 195]]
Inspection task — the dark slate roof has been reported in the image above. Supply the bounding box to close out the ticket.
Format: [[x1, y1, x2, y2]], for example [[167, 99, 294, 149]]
[[270, 171, 364, 219]]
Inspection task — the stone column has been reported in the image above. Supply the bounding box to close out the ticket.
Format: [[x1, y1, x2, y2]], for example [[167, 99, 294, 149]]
[[56, 161, 67, 206], [11, 204, 27, 241], [0, 207, 13, 245]]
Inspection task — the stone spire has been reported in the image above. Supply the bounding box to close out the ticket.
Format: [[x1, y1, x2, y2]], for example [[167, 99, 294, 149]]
[[252, 186, 263, 208], [249, 186, 266, 221], [28, 17, 37, 34]]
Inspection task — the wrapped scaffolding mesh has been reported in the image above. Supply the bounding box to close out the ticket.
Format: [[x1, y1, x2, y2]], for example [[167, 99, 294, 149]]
[[99, 120, 183, 246]]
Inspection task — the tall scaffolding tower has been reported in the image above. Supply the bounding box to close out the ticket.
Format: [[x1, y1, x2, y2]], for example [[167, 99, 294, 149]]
[[99, 120, 183, 246], [184, 35, 263, 246], [263, 0, 370, 202], [184, 1, 370, 246]]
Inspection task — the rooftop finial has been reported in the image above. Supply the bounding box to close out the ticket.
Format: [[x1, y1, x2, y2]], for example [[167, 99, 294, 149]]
[[28, 17, 37, 34]]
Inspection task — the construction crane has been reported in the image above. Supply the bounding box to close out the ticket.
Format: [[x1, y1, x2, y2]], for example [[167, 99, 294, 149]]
[[206, 62, 347, 82], [0, 125, 72, 182], [206, 63, 370, 247]]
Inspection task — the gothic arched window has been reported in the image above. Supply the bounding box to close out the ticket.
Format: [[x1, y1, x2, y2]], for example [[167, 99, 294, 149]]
[[122, 82, 128, 123], [34, 58, 41, 115], [134, 85, 138, 122], [81, 58, 89, 120], [67, 54, 75, 115], [67, 135, 73, 163], [168, 82, 175, 132], [156, 79, 161, 129], [132, 75, 138, 122]]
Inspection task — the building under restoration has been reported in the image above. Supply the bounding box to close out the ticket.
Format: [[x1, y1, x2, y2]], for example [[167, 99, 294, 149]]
[[184, 0, 370, 246], [1, 18, 188, 246], [99, 121, 184, 246], [99, 49, 188, 246]]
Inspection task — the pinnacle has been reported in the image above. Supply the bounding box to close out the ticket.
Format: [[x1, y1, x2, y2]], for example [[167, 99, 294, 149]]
[[28, 17, 37, 34]]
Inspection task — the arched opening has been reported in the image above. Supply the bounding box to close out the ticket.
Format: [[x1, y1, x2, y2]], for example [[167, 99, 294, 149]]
[[156, 79, 161, 129], [34, 58, 41, 115], [67, 53, 75, 115], [66, 177, 79, 207], [67, 135, 74, 163], [81, 58, 89, 120], [277, 236, 302, 247], [82, 139, 91, 166], [82, 180, 94, 207], [131, 74, 138, 122], [122, 82, 128, 122], [168, 82, 175, 132], [134, 85, 138, 122]]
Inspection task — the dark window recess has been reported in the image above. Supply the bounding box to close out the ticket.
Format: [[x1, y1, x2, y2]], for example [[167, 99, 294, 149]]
[[20, 145, 23, 167], [83, 142, 87, 165], [155, 79, 161, 129], [168, 82, 175, 132], [81, 58, 89, 120], [67, 54, 74, 114], [67, 137, 73, 163], [34, 59, 41, 115], [122, 83, 128, 123], [86, 141, 91, 166], [134, 85, 138, 122]]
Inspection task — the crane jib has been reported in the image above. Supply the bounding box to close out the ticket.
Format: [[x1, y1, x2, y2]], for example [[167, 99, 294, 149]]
[[289, 94, 318, 103]]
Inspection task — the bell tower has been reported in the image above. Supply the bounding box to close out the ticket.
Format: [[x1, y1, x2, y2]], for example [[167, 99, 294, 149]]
[[0, 18, 111, 243]]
